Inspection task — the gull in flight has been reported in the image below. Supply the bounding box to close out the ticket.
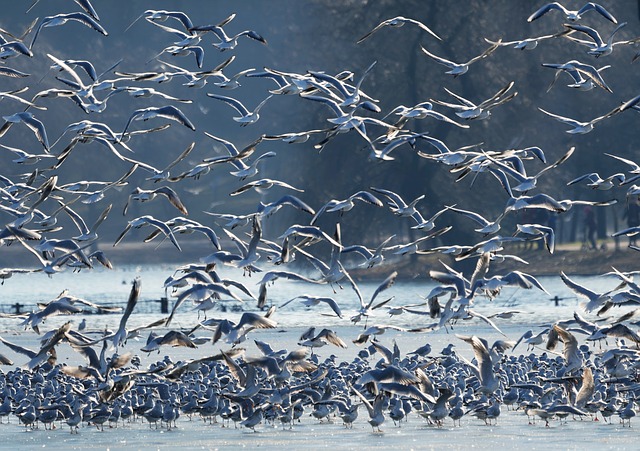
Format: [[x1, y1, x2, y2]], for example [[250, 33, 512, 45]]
[[146, 141, 195, 183], [484, 146, 575, 193], [280, 295, 342, 318], [484, 29, 572, 50], [0, 36, 34, 60], [351, 271, 398, 325], [447, 206, 505, 235], [538, 94, 640, 134], [367, 132, 431, 161], [257, 195, 315, 218], [357, 16, 441, 43], [310, 190, 383, 225], [431, 81, 517, 120], [0, 87, 46, 110], [514, 223, 556, 253], [207, 93, 273, 126], [420, 40, 501, 76], [141, 330, 197, 353], [212, 307, 277, 346], [63, 202, 112, 241], [527, 2, 618, 23], [13, 231, 92, 275], [147, 34, 205, 67], [298, 327, 348, 352], [121, 105, 195, 137], [349, 386, 387, 433], [0, 112, 49, 151], [202, 132, 270, 180], [0, 144, 54, 165], [207, 216, 263, 274], [0, 67, 29, 78], [560, 271, 613, 314], [567, 172, 625, 190], [547, 324, 584, 376], [194, 24, 267, 52], [456, 335, 500, 395], [113, 215, 182, 251], [383, 226, 451, 256], [229, 178, 304, 197], [384, 101, 469, 129], [144, 217, 220, 250], [27, 0, 101, 21], [341, 234, 396, 268], [416, 136, 483, 166], [505, 193, 568, 213], [605, 152, 640, 181], [125, 9, 197, 33], [542, 60, 612, 93], [370, 186, 425, 218], [563, 22, 633, 57], [148, 56, 235, 88], [165, 282, 244, 326], [123, 186, 189, 216], [308, 60, 377, 107], [119, 86, 193, 103], [30, 12, 108, 50], [283, 225, 342, 252], [471, 270, 549, 300]]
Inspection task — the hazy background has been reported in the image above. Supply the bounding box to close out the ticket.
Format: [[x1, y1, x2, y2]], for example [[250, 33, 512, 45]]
[[1, 0, 639, 267]]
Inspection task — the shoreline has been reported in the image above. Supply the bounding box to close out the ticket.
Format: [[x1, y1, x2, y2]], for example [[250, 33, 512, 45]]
[[3, 240, 638, 281]]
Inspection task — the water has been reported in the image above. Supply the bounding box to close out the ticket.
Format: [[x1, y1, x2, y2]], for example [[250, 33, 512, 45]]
[[1, 265, 637, 450], [0, 264, 625, 333]]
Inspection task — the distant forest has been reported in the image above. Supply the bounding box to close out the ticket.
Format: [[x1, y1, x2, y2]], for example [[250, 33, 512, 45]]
[[1, 1, 639, 265]]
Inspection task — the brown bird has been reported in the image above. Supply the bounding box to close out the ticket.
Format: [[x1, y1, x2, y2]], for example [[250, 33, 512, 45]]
[[123, 186, 188, 216]]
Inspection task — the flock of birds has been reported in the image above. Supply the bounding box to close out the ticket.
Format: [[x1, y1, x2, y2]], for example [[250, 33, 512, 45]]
[[1, 0, 640, 437]]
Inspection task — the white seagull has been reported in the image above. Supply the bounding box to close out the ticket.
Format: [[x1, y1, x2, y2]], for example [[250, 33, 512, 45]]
[[527, 2, 618, 23], [420, 40, 501, 76], [280, 295, 342, 318], [121, 105, 195, 137], [357, 16, 441, 43], [30, 12, 108, 50], [0, 112, 49, 151], [207, 93, 272, 126], [563, 22, 632, 57]]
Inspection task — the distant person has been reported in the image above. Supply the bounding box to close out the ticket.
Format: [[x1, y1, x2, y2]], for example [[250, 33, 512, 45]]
[[583, 205, 597, 250], [623, 196, 640, 246]]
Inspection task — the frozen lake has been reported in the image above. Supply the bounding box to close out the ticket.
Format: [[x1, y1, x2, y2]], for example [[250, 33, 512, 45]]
[[1, 266, 637, 450], [0, 264, 625, 331]]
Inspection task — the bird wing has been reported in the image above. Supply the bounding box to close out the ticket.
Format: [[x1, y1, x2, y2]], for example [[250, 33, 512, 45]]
[[538, 108, 582, 127], [560, 271, 599, 300], [465, 39, 501, 65], [113, 278, 141, 346], [154, 186, 188, 215], [404, 17, 441, 40], [207, 93, 250, 115], [420, 46, 454, 68], [563, 23, 603, 46], [356, 19, 392, 44], [368, 271, 398, 309], [527, 2, 569, 22], [0, 336, 37, 358]]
